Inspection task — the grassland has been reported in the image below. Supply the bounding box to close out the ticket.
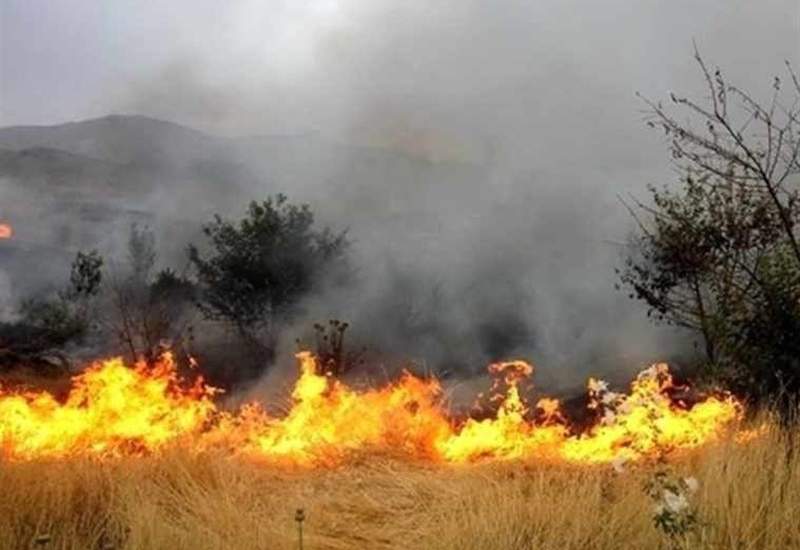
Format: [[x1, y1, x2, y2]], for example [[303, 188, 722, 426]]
[[0, 420, 797, 550]]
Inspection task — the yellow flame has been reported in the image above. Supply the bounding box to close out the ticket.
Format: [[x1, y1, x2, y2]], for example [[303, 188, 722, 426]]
[[0, 352, 742, 466], [0, 354, 216, 459]]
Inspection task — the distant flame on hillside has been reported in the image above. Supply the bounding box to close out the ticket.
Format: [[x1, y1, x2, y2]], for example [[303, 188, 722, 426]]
[[0, 352, 743, 466], [0, 223, 12, 239]]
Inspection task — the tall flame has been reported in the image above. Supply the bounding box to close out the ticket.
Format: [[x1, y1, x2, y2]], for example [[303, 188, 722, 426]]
[[0, 354, 216, 460], [0, 352, 742, 465], [0, 223, 12, 239]]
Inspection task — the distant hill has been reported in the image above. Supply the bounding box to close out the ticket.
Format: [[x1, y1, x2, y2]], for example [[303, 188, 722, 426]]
[[0, 114, 479, 170], [0, 115, 222, 166], [0, 115, 487, 296], [0, 115, 483, 193]]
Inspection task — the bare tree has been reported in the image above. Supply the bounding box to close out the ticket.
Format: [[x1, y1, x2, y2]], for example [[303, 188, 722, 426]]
[[621, 47, 800, 409], [639, 44, 800, 262], [107, 225, 195, 363]]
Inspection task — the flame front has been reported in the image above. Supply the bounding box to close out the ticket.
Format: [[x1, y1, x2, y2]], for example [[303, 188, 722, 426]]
[[0, 223, 12, 239], [0, 354, 216, 459], [0, 352, 742, 465]]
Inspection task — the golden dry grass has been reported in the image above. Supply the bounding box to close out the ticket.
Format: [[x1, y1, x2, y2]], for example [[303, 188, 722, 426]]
[[1, 422, 798, 550]]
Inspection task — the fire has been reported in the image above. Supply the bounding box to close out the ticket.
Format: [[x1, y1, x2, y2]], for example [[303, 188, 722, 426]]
[[209, 352, 451, 465], [560, 364, 740, 463], [0, 222, 12, 239], [0, 354, 216, 459], [0, 352, 743, 466]]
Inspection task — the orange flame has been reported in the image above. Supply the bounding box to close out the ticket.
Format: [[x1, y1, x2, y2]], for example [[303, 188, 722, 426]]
[[0, 223, 12, 239], [0, 352, 742, 466], [0, 354, 216, 459]]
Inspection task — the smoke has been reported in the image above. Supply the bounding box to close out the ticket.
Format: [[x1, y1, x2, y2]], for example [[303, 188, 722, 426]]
[[2, 0, 798, 386], [266, 168, 677, 390]]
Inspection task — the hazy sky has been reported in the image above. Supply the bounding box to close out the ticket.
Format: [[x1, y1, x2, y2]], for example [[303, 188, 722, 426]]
[[2, 1, 798, 152]]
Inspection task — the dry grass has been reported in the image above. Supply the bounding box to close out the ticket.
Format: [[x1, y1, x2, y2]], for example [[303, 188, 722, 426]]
[[1, 423, 798, 550]]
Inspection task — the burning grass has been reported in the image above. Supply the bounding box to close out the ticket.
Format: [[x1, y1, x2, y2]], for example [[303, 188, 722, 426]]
[[0, 353, 791, 548], [0, 423, 797, 549], [0, 352, 740, 465]]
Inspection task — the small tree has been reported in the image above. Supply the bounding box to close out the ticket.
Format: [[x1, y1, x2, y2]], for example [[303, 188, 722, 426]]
[[108, 224, 195, 363], [188, 195, 349, 360], [619, 171, 784, 363], [68, 250, 104, 300], [127, 223, 156, 284], [65, 249, 104, 322], [0, 249, 103, 366], [621, 47, 800, 411]]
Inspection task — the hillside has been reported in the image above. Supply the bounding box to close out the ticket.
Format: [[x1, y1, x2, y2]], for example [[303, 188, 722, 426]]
[[0, 115, 487, 295]]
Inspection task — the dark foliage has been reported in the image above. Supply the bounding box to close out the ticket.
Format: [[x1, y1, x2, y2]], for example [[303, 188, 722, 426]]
[[188, 194, 349, 356], [67, 250, 103, 299], [0, 249, 103, 368]]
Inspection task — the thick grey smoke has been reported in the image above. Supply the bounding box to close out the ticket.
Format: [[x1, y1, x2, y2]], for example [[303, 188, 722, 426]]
[[1, 1, 798, 389]]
